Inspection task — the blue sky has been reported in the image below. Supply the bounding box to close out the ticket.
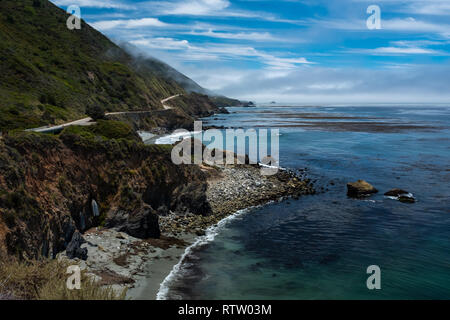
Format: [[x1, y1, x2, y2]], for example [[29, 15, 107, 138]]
[[52, 0, 450, 104]]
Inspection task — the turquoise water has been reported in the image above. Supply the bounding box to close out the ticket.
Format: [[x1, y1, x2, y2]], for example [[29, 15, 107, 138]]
[[163, 105, 450, 300]]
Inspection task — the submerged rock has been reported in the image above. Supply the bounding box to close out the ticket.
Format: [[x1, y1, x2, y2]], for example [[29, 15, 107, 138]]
[[384, 189, 415, 203], [398, 195, 416, 203], [384, 189, 409, 197], [347, 180, 378, 197]]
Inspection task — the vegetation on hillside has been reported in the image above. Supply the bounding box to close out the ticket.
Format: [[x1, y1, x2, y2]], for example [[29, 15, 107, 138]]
[[0, 0, 185, 131], [209, 96, 244, 108], [0, 257, 126, 300]]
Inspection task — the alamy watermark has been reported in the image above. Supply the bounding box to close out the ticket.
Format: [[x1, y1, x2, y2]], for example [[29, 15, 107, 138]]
[[366, 265, 381, 290], [66, 265, 81, 290], [170, 121, 280, 176], [66, 5, 81, 30], [366, 5, 381, 30]]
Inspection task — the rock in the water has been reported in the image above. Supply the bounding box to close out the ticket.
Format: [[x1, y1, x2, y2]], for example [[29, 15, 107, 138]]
[[384, 189, 409, 197], [384, 189, 415, 203], [66, 231, 88, 260], [398, 195, 415, 203], [347, 180, 378, 197]]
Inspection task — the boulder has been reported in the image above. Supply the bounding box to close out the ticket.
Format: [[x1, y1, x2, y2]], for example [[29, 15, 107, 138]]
[[62, 218, 76, 247], [125, 206, 161, 239], [398, 195, 415, 203], [172, 182, 212, 216], [384, 189, 415, 203], [347, 180, 378, 197], [66, 231, 87, 260], [384, 189, 409, 197], [106, 205, 161, 239]]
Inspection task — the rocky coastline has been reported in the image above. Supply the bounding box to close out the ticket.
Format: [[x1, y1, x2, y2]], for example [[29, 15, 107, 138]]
[[60, 163, 315, 299]]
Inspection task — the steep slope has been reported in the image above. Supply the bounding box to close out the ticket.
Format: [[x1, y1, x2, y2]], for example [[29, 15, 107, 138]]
[[0, 0, 219, 131], [0, 126, 213, 259]]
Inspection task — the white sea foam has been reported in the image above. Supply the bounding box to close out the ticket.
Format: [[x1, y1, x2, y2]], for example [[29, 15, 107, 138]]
[[385, 193, 414, 201], [156, 204, 271, 300], [155, 131, 201, 145], [258, 163, 286, 171]]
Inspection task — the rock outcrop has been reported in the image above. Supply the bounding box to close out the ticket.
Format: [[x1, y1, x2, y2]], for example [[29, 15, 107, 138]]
[[106, 205, 161, 239], [0, 130, 215, 259], [66, 231, 87, 260], [347, 180, 378, 197]]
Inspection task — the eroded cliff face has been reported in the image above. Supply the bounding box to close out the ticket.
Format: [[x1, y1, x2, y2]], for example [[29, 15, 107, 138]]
[[0, 130, 214, 259]]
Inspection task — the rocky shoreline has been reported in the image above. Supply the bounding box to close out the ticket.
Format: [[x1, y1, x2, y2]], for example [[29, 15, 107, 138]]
[[160, 164, 314, 236], [62, 163, 315, 299]]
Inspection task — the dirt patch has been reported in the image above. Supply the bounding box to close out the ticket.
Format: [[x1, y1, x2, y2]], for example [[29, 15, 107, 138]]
[[144, 236, 188, 250], [93, 269, 135, 286], [113, 254, 129, 267]]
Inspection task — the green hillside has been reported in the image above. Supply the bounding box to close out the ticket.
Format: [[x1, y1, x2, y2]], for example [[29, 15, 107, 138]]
[[0, 0, 191, 131]]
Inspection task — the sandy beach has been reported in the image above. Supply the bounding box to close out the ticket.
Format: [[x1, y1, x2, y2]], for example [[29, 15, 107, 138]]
[[126, 233, 196, 300]]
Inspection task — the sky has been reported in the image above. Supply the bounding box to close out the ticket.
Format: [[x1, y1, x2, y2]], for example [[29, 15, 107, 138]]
[[52, 0, 450, 104]]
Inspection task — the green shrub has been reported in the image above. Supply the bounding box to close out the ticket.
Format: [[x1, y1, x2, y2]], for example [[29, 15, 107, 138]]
[[86, 104, 105, 120]]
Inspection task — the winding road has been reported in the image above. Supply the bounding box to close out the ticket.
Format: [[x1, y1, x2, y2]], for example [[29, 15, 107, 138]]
[[161, 94, 181, 110], [27, 94, 183, 134]]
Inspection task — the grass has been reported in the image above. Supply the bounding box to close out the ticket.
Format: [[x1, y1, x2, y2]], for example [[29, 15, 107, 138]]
[[0, 258, 126, 300]]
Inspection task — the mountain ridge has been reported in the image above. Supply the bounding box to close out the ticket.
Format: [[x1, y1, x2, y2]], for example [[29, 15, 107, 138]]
[[0, 0, 233, 131]]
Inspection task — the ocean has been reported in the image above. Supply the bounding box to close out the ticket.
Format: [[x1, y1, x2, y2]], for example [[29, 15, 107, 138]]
[[158, 105, 450, 300]]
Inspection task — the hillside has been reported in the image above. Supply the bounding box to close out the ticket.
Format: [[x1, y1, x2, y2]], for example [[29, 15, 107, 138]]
[[0, 0, 221, 131], [121, 43, 210, 95]]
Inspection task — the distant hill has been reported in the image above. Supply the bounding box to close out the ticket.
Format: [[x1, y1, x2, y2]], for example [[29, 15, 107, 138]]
[[0, 0, 226, 131]]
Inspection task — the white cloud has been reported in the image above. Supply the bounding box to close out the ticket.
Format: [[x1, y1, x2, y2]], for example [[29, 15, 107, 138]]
[[399, 0, 450, 16], [91, 18, 168, 30], [130, 37, 312, 69], [187, 29, 278, 41], [383, 17, 450, 36], [141, 0, 302, 23], [183, 64, 450, 104], [307, 82, 357, 90], [130, 38, 190, 50], [51, 0, 134, 9], [309, 16, 450, 38], [157, 0, 231, 15], [355, 47, 444, 55]]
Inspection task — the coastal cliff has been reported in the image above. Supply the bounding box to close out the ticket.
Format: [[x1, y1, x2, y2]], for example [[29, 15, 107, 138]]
[[0, 124, 212, 259], [0, 0, 312, 300]]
